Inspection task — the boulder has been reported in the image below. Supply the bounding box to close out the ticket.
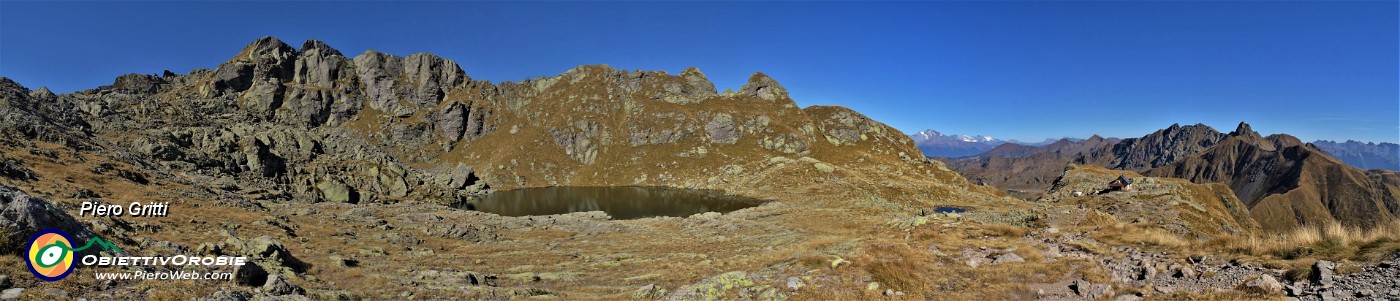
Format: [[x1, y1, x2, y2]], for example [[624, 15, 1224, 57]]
[[1242, 274, 1283, 295], [632, 284, 666, 300], [234, 263, 268, 286], [1312, 260, 1335, 286], [1071, 279, 1111, 299], [0, 185, 100, 255], [0, 288, 21, 300], [992, 253, 1025, 264], [786, 276, 804, 291], [316, 178, 356, 203], [262, 274, 305, 296], [244, 236, 287, 259], [205, 289, 254, 301]]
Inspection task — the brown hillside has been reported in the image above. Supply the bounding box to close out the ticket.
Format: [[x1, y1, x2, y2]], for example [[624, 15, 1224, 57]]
[[1145, 128, 1400, 230], [1040, 165, 1260, 238]]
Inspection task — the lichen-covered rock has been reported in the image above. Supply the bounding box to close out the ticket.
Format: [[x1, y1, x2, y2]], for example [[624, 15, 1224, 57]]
[[705, 113, 739, 144], [262, 274, 305, 296], [633, 284, 667, 300], [316, 177, 355, 203]]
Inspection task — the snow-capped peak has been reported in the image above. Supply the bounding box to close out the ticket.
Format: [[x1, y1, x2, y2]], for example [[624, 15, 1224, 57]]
[[954, 134, 996, 143], [910, 129, 1002, 144], [915, 129, 942, 141]]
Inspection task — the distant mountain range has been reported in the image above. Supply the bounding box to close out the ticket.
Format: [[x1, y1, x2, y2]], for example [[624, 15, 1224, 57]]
[[915, 127, 1399, 172], [1311, 140, 1399, 171], [939, 122, 1400, 230], [908, 129, 1075, 158]]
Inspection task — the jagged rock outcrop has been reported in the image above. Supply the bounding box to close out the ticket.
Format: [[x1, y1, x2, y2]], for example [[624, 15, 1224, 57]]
[[111, 74, 167, 94], [0, 78, 93, 147], [737, 72, 789, 102], [1, 36, 950, 206], [208, 37, 299, 121], [1089, 123, 1225, 170]]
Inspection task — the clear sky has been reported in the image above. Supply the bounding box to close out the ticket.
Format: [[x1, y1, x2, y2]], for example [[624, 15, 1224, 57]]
[[2, 1, 1396, 143]]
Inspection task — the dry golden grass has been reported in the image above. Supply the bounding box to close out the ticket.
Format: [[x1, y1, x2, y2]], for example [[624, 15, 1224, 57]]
[[982, 224, 1027, 238], [1212, 219, 1400, 261], [1120, 227, 1191, 248], [785, 221, 1115, 300]]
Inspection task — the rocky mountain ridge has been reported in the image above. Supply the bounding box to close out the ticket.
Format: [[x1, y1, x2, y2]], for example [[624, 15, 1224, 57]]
[[4, 36, 956, 208], [939, 135, 1120, 192], [0, 36, 1008, 299], [1145, 126, 1400, 230], [944, 121, 1400, 230], [1311, 140, 1400, 171]]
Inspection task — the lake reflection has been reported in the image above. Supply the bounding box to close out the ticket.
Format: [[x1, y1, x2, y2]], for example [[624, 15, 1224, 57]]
[[453, 186, 765, 220]]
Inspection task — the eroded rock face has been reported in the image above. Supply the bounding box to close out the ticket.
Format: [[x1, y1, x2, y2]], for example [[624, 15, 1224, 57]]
[[402, 53, 466, 109], [352, 51, 465, 117], [285, 40, 358, 126], [352, 50, 407, 115], [436, 102, 468, 141]]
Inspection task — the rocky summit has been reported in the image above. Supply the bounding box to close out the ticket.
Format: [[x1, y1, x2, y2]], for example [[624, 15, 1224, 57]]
[[0, 36, 1396, 300]]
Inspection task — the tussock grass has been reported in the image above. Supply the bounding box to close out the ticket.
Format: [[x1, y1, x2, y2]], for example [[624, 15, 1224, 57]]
[[1122, 228, 1191, 248], [1212, 219, 1400, 262], [982, 224, 1027, 238]]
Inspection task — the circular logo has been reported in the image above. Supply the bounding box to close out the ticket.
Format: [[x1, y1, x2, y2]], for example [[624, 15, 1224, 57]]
[[26, 228, 75, 282]]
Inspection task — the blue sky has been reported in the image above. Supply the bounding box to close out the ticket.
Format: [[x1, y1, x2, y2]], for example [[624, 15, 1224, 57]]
[[1, 1, 1396, 143]]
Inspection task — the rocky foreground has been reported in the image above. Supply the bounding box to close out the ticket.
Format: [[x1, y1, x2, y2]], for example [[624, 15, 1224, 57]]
[[0, 37, 1396, 300]]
